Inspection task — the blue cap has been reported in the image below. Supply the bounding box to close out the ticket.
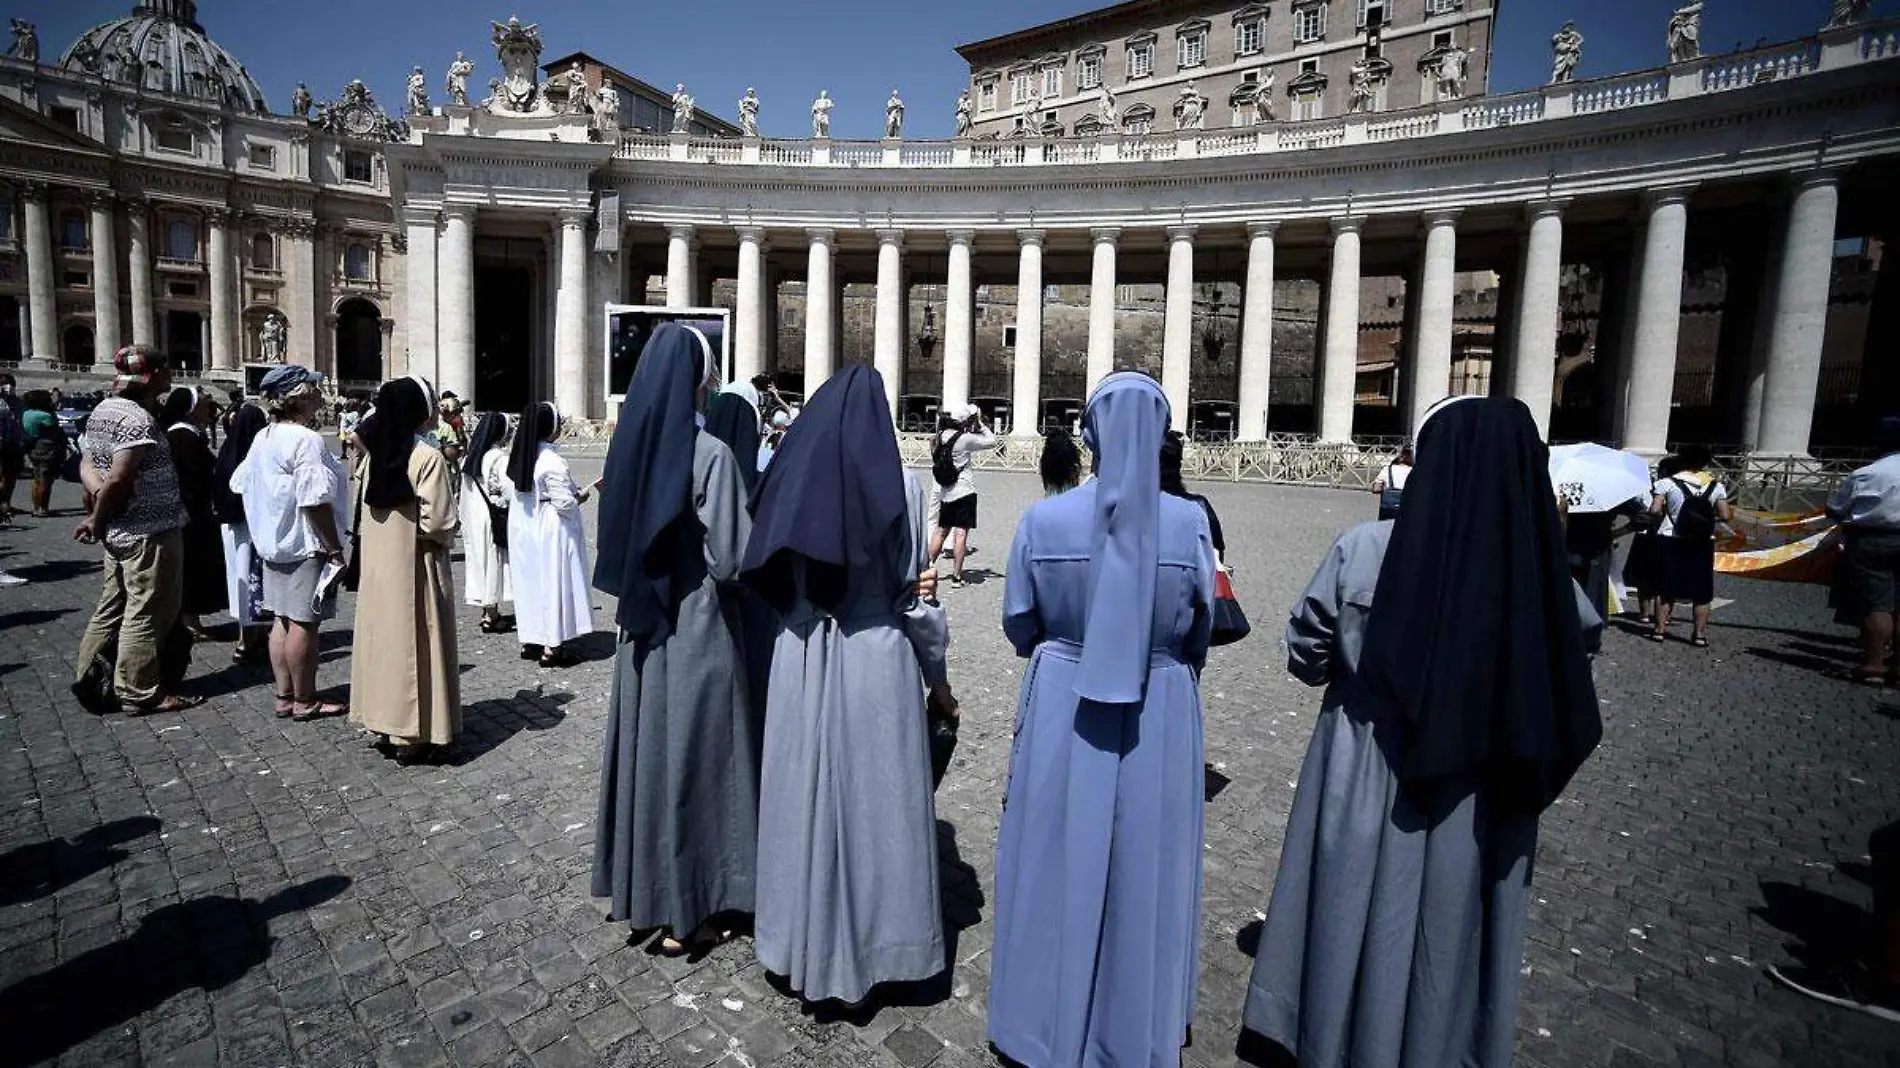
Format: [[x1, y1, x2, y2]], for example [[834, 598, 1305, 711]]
[[258, 364, 323, 397]]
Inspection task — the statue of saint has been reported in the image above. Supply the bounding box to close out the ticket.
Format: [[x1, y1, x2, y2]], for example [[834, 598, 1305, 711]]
[[1667, 2, 1703, 64], [672, 83, 696, 133], [1253, 70, 1275, 123], [1348, 60, 1378, 112], [811, 90, 833, 138], [446, 51, 474, 107], [739, 88, 760, 136], [259, 314, 288, 364], [1435, 47, 1471, 100], [7, 20, 37, 63], [1173, 82, 1207, 131], [1551, 21, 1585, 84], [291, 82, 313, 118], [885, 89, 906, 138], [954, 90, 972, 137], [1099, 83, 1119, 130], [1830, 0, 1873, 27], [563, 63, 589, 115], [596, 83, 620, 125], [406, 66, 430, 117]]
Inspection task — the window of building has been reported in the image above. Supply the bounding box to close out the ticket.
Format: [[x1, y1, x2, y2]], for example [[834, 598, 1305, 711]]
[[49, 105, 80, 131], [1003, 325, 1018, 348], [1078, 53, 1102, 89], [1358, 0, 1388, 28], [247, 143, 276, 171], [344, 243, 372, 281], [166, 219, 198, 261], [1433, 30, 1455, 50], [1301, 58, 1320, 74], [978, 81, 998, 112], [1179, 30, 1207, 69], [1294, 2, 1327, 43], [154, 126, 193, 153], [1129, 43, 1154, 79], [251, 232, 275, 270], [58, 211, 88, 251], [1042, 66, 1063, 98], [1011, 70, 1034, 105], [1365, 35, 1383, 60], [1236, 19, 1264, 56], [1295, 92, 1324, 121], [62, 270, 89, 288], [1123, 104, 1155, 135], [167, 281, 198, 298], [344, 150, 374, 184], [1426, 0, 1460, 14]]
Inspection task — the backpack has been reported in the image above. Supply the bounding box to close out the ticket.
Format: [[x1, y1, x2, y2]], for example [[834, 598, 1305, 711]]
[[932, 430, 965, 489], [1670, 477, 1720, 542]]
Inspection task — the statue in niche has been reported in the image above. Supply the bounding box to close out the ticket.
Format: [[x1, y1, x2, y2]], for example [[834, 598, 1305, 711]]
[[811, 89, 833, 138], [1667, 2, 1702, 64], [563, 62, 589, 115], [259, 314, 288, 364], [739, 87, 760, 136], [595, 82, 619, 125], [1173, 82, 1206, 130], [1550, 21, 1584, 84], [69, 38, 101, 74], [406, 66, 430, 116], [885, 88, 905, 138], [487, 15, 544, 114], [291, 82, 313, 118], [672, 83, 695, 133], [953, 89, 972, 137], [1098, 82, 1118, 130], [1829, 0, 1872, 27], [7, 20, 37, 63], [1348, 59, 1378, 112], [1253, 70, 1275, 122], [446, 51, 474, 107], [1435, 47, 1472, 100]]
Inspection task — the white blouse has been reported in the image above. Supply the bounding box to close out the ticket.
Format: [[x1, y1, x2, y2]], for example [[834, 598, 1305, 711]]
[[231, 422, 349, 565]]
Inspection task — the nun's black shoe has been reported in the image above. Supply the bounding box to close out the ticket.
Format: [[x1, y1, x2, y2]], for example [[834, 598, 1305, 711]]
[[518, 644, 543, 661]]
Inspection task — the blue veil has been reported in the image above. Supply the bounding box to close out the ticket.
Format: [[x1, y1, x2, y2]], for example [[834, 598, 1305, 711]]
[[1076, 372, 1170, 704]]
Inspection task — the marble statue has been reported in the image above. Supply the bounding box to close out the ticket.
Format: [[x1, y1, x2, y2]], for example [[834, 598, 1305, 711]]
[[1253, 71, 1276, 123], [1830, 0, 1872, 27], [885, 89, 905, 139], [811, 90, 833, 138], [406, 66, 430, 116], [1551, 21, 1584, 84], [259, 314, 288, 364], [7, 19, 37, 63], [1099, 83, 1119, 130], [596, 82, 620, 125], [447, 51, 474, 107], [488, 15, 544, 114], [740, 87, 760, 136], [1667, 2, 1703, 64], [563, 62, 589, 115], [1348, 59, 1378, 112], [69, 39, 101, 75], [954, 90, 972, 137], [1436, 47, 1472, 100], [673, 83, 695, 134], [1173, 82, 1207, 131], [291, 82, 313, 118]]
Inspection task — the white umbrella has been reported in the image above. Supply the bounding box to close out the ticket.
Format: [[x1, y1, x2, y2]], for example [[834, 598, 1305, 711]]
[[1548, 443, 1652, 514]]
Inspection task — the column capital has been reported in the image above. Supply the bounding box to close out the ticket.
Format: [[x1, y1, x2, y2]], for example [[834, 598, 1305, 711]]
[[1165, 224, 1198, 243], [557, 206, 592, 229], [400, 205, 439, 228], [1522, 198, 1570, 223], [1017, 228, 1046, 247], [1090, 226, 1121, 245], [18, 180, 48, 203], [123, 196, 149, 220], [1641, 184, 1697, 210], [87, 190, 117, 212], [441, 203, 478, 223], [874, 228, 905, 248], [1330, 216, 1365, 236], [204, 206, 233, 227], [735, 225, 768, 244], [946, 229, 976, 247], [1786, 167, 1844, 191], [1421, 208, 1463, 228], [806, 227, 835, 245], [666, 222, 697, 242], [1245, 221, 1280, 239]]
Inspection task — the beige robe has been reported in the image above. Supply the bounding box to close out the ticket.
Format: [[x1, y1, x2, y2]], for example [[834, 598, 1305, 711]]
[[350, 442, 462, 746]]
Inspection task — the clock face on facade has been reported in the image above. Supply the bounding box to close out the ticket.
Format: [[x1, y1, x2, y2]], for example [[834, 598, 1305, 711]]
[[341, 105, 378, 137]]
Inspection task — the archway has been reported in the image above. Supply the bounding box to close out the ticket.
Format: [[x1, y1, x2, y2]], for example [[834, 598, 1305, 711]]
[[0, 296, 19, 363], [335, 299, 383, 385], [61, 323, 93, 366]]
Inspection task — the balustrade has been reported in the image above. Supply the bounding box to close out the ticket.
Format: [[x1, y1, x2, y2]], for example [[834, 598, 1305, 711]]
[[1703, 42, 1819, 91], [1573, 73, 1670, 114]]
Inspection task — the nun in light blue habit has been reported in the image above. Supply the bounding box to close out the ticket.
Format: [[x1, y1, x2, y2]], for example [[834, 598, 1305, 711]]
[[988, 372, 1217, 1068], [590, 323, 760, 955]]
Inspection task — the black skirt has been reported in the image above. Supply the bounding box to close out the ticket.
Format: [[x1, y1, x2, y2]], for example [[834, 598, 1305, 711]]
[[938, 494, 977, 531], [1654, 535, 1715, 605], [1624, 532, 1660, 595]]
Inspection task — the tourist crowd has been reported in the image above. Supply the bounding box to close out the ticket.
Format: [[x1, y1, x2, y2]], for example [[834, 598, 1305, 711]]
[[8, 334, 1896, 1064]]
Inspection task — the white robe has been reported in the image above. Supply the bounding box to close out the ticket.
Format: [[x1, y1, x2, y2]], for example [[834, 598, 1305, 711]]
[[507, 444, 592, 647], [460, 448, 513, 609]]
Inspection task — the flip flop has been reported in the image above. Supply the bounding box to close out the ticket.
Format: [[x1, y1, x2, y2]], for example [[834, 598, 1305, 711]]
[[290, 701, 348, 722], [274, 693, 296, 719], [128, 694, 205, 716]]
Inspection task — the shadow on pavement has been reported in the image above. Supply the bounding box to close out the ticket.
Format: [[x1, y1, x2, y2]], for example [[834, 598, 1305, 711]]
[[9, 559, 101, 584], [0, 816, 161, 907], [0, 607, 77, 631], [449, 688, 573, 764], [0, 874, 351, 1068], [1754, 879, 1874, 970]]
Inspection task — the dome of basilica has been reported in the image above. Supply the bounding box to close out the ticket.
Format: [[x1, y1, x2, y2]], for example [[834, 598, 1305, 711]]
[[56, 0, 270, 114]]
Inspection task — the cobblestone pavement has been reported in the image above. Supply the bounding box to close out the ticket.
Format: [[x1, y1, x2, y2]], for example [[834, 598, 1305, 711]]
[[2, 466, 1897, 1068]]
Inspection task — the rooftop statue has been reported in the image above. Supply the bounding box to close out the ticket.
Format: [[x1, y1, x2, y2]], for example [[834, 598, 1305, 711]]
[[446, 51, 474, 107], [1667, 2, 1703, 64], [7, 19, 37, 63], [1551, 21, 1584, 84], [740, 87, 760, 137], [407, 66, 430, 117], [811, 89, 833, 138], [885, 89, 905, 139], [1830, 0, 1873, 27], [673, 83, 696, 134], [487, 14, 544, 114]]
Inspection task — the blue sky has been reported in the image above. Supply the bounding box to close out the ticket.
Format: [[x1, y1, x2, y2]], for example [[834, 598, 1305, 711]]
[[20, 0, 1878, 139]]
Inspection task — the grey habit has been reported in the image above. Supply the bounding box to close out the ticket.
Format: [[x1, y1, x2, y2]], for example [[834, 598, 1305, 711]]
[[754, 470, 949, 1003], [1244, 519, 1580, 1067], [591, 433, 761, 935]]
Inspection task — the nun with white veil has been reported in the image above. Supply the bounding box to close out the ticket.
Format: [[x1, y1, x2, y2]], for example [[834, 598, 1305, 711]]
[[459, 411, 513, 632], [506, 402, 594, 667]]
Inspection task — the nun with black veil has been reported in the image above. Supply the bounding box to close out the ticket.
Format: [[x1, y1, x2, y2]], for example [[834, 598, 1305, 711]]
[[459, 411, 513, 632], [1240, 395, 1603, 1068], [741, 364, 955, 1006], [506, 401, 593, 667], [214, 400, 272, 662], [590, 324, 761, 956]]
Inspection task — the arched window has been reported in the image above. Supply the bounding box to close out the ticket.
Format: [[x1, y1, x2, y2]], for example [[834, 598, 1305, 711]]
[[59, 211, 89, 251], [335, 299, 383, 383], [166, 219, 199, 261], [251, 232, 275, 270], [344, 243, 372, 281]]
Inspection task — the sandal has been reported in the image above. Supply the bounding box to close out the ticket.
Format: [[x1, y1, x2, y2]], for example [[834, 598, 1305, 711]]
[[1690, 635, 1710, 649], [290, 700, 348, 722], [539, 649, 577, 669], [1647, 630, 1667, 644], [274, 693, 296, 719], [479, 617, 498, 634], [128, 694, 205, 717]]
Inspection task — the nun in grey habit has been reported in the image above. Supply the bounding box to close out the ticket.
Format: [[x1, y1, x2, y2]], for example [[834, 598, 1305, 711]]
[[590, 323, 760, 954], [740, 364, 952, 1005], [1242, 396, 1602, 1068]]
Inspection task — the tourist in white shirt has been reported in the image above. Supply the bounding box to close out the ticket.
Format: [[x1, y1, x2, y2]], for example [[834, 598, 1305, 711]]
[[231, 365, 350, 721], [1647, 444, 1731, 648], [1828, 422, 1900, 686], [927, 404, 998, 588]]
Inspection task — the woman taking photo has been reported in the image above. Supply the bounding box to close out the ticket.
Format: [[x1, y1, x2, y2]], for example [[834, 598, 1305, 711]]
[[506, 402, 593, 667], [159, 388, 229, 643], [230, 365, 349, 720], [214, 401, 272, 664], [351, 377, 461, 764], [459, 411, 513, 633]]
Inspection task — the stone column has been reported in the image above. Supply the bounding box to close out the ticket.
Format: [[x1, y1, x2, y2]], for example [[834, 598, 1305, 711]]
[[284, 221, 319, 373], [1757, 172, 1841, 457], [1320, 217, 1364, 443], [1237, 222, 1277, 441], [402, 206, 439, 384], [125, 199, 155, 347], [207, 208, 239, 371], [943, 229, 975, 412], [873, 229, 906, 419], [1608, 223, 1648, 444], [89, 193, 123, 363], [438, 204, 477, 403], [1087, 227, 1120, 393], [1410, 210, 1461, 434], [666, 224, 696, 309], [1621, 186, 1695, 456], [802, 228, 835, 397], [20, 184, 55, 360], [735, 226, 768, 386], [1509, 201, 1567, 438], [553, 208, 591, 418], [1161, 225, 1197, 433], [1740, 221, 1788, 452], [1013, 229, 1046, 436]]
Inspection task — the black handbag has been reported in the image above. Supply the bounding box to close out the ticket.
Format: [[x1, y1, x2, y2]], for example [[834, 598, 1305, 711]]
[[341, 482, 365, 593], [1210, 566, 1252, 647], [926, 686, 959, 789]]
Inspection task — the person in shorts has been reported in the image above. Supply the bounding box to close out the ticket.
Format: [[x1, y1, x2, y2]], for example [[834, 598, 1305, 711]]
[[927, 404, 997, 588]]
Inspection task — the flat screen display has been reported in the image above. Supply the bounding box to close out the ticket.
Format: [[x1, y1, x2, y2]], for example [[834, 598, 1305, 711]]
[[604, 305, 731, 402]]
